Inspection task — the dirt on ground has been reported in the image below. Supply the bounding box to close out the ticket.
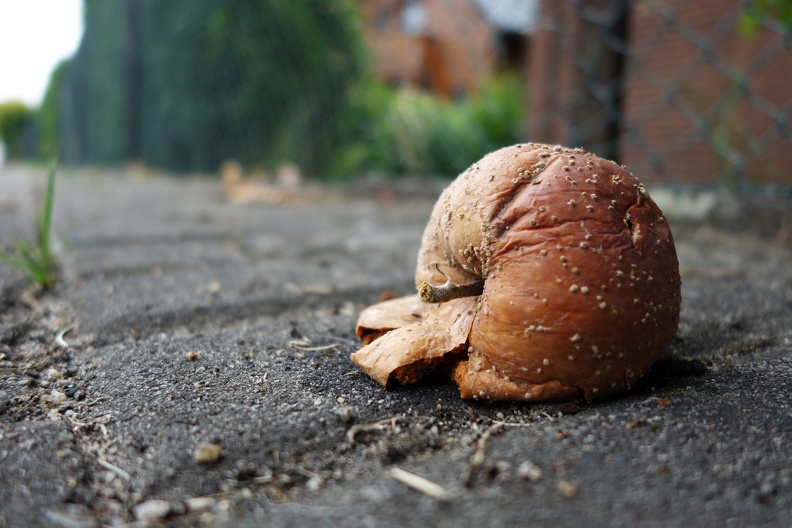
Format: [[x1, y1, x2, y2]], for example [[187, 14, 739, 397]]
[[0, 165, 790, 527]]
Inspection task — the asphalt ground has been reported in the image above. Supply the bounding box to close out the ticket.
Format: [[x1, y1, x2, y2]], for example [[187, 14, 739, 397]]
[[0, 164, 790, 527]]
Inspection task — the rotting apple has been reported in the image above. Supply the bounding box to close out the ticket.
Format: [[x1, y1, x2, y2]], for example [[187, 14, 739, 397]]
[[351, 143, 681, 401]]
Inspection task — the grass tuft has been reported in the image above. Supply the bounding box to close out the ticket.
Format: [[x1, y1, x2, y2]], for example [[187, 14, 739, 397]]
[[0, 164, 59, 290]]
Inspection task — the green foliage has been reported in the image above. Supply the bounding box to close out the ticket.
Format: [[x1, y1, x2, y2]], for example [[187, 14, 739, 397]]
[[0, 165, 58, 290], [332, 73, 525, 178], [56, 0, 367, 174], [38, 59, 71, 160], [740, 0, 792, 37], [73, 3, 128, 164], [0, 101, 33, 158], [207, 0, 365, 174], [46, 1, 525, 179]]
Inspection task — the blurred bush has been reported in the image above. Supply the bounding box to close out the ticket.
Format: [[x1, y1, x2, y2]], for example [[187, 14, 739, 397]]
[[37, 59, 71, 161], [740, 0, 792, 36], [39, 0, 524, 179], [49, 0, 366, 175], [332, 73, 524, 178], [137, 0, 366, 174], [0, 101, 33, 159]]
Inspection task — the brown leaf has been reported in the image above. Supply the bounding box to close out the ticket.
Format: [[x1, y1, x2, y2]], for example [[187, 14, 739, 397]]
[[355, 295, 426, 345], [350, 296, 477, 386]]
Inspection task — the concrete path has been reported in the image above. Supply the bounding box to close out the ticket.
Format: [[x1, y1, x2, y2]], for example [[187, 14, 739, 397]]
[[0, 164, 790, 527]]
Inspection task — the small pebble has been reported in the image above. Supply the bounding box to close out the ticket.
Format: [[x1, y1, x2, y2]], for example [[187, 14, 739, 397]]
[[134, 499, 171, 521], [193, 442, 223, 464], [335, 406, 356, 423], [517, 461, 543, 482], [557, 480, 578, 498], [41, 390, 68, 407], [186, 496, 215, 513]]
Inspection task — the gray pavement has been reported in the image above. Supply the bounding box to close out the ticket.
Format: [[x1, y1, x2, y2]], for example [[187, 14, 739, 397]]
[[0, 164, 790, 527]]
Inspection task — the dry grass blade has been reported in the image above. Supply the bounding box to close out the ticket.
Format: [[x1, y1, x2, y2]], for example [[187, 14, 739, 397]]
[[289, 343, 339, 352], [389, 467, 453, 502], [462, 422, 504, 484], [54, 326, 73, 348], [345, 416, 409, 443], [97, 458, 131, 481]]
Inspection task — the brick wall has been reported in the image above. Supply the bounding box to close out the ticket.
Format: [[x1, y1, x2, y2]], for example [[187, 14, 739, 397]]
[[528, 0, 792, 184]]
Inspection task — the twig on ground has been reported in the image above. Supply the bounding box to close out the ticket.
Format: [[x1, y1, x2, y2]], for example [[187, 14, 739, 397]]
[[346, 416, 409, 443], [489, 419, 535, 427], [97, 458, 131, 481], [54, 326, 73, 348], [389, 467, 453, 502], [289, 343, 338, 352], [462, 422, 504, 484]]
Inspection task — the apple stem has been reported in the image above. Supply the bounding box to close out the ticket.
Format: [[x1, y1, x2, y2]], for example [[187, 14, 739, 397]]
[[418, 264, 485, 303]]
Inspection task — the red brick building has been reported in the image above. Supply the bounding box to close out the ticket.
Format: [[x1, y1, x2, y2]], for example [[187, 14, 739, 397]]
[[360, 0, 536, 98]]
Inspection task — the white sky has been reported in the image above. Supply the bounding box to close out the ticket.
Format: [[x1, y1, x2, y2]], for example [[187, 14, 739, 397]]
[[0, 0, 84, 107]]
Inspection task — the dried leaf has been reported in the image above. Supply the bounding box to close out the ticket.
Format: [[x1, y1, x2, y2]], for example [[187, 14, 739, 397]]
[[351, 296, 477, 386], [355, 295, 427, 345]]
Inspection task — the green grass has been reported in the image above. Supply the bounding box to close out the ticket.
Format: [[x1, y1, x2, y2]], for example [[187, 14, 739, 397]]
[[0, 164, 58, 289]]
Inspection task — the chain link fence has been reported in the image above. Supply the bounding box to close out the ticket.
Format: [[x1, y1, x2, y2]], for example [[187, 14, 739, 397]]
[[39, 0, 791, 186], [529, 0, 792, 185]]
